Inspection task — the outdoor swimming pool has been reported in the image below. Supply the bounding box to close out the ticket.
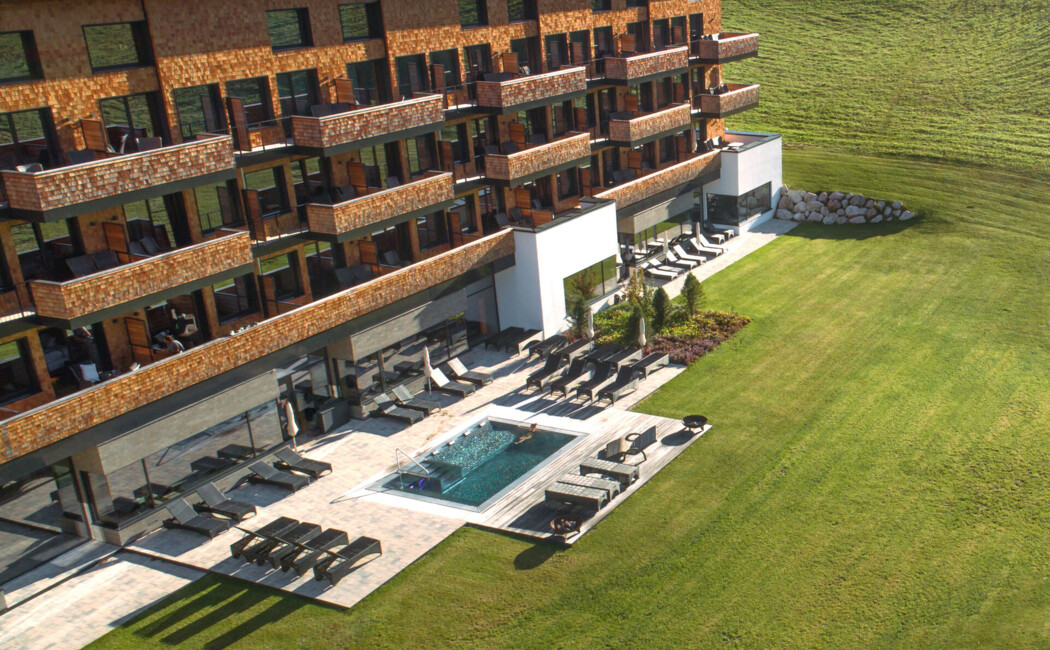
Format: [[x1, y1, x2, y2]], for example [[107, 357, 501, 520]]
[[378, 418, 579, 510]]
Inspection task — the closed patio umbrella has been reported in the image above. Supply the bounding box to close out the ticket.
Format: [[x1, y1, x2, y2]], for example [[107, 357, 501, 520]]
[[638, 315, 647, 348], [586, 309, 595, 339], [423, 346, 432, 392], [284, 399, 300, 451]]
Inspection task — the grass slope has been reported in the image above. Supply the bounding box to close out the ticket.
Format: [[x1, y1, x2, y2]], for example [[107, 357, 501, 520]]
[[92, 150, 1050, 648], [723, 0, 1050, 178]]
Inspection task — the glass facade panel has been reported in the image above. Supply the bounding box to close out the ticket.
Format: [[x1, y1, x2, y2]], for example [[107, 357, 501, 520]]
[[707, 182, 772, 224], [563, 255, 617, 310]]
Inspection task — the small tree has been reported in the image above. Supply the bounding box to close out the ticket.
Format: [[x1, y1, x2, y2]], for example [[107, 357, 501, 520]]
[[652, 287, 670, 332], [623, 270, 654, 318], [567, 296, 590, 338], [682, 273, 705, 316]]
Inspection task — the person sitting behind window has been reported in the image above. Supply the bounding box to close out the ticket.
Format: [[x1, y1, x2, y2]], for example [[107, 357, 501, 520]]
[[164, 334, 185, 354]]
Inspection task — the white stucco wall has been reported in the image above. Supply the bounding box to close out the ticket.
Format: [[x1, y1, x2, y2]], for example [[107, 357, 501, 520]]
[[494, 201, 619, 337], [701, 132, 783, 233]]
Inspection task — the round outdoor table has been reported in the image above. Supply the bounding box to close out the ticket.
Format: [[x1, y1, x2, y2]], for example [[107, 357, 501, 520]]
[[683, 415, 708, 433]]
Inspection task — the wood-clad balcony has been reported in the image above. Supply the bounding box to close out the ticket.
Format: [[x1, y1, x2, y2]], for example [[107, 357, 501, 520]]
[[608, 104, 692, 146], [594, 150, 721, 211], [690, 33, 760, 64], [475, 67, 588, 113], [29, 229, 253, 327], [0, 135, 235, 221], [604, 46, 689, 84], [289, 95, 445, 156], [483, 132, 591, 184], [305, 171, 454, 242], [692, 83, 761, 118]]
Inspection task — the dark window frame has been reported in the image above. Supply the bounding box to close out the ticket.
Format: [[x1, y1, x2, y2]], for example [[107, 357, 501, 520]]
[[0, 31, 43, 83], [592, 0, 611, 12], [275, 68, 321, 117], [339, 2, 382, 42], [0, 337, 40, 406], [172, 84, 226, 140], [265, 8, 313, 51], [213, 274, 260, 324], [82, 21, 153, 73], [457, 0, 488, 28]]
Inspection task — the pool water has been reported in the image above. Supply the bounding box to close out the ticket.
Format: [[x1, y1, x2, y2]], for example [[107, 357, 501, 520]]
[[383, 419, 575, 509]]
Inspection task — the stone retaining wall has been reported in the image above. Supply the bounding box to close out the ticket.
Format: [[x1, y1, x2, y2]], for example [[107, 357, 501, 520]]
[[774, 186, 915, 225]]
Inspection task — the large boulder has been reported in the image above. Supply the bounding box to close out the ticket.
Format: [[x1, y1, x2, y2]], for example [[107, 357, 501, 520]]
[[866, 207, 878, 217], [817, 192, 828, 203], [883, 205, 893, 216], [793, 212, 807, 222], [788, 189, 804, 203], [829, 191, 846, 201], [849, 216, 867, 224], [871, 214, 884, 224], [845, 205, 866, 217], [793, 202, 807, 213], [836, 208, 846, 216], [776, 208, 794, 220], [821, 206, 830, 216], [806, 200, 823, 212], [900, 210, 916, 221], [849, 194, 867, 207], [865, 199, 875, 209], [803, 192, 817, 202], [836, 216, 848, 225], [807, 211, 824, 222], [828, 198, 841, 210], [891, 201, 903, 210], [778, 195, 793, 210], [823, 214, 837, 225]]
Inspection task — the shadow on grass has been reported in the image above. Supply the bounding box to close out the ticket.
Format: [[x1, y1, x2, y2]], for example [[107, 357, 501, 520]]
[[202, 598, 309, 649], [781, 213, 928, 241], [513, 541, 561, 570]]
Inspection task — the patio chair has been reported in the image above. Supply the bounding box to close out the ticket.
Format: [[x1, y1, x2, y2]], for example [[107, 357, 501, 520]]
[[243, 523, 317, 565], [526, 353, 565, 390], [230, 516, 298, 560], [284, 527, 350, 575], [273, 447, 332, 480], [633, 352, 670, 378], [575, 362, 616, 401], [391, 385, 441, 415], [444, 357, 492, 385], [374, 393, 425, 424], [162, 498, 231, 539], [65, 254, 98, 278], [429, 367, 477, 397], [194, 483, 256, 522], [544, 483, 607, 510], [258, 521, 323, 568], [550, 357, 588, 398], [314, 536, 383, 585], [245, 461, 311, 492], [596, 366, 641, 405], [673, 243, 707, 265], [579, 457, 640, 485], [91, 249, 121, 271]]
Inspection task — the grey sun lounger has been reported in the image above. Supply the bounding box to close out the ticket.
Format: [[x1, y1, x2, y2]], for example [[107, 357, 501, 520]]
[[445, 357, 492, 385], [231, 516, 298, 560], [314, 536, 383, 585], [633, 352, 669, 378], [244, 522, 316, 565], [545, 483, 607, 510], [259, 521, 323, 568], [485, 326, 522, 350], [163, 498, 231, 539], [274, 448, 332, 479], [550, 357, 588, 397], [374, 393, 425, 424], [246, 461, 311, 492], [663, 250, 698, 270], [430, 368, 477, 397], [639, 259, 679, 281], [526, 353, 564, 390], [575, 362, 616, 401], [597, 366, 640, 405], [673, 243, 707, 265], [558, 338, 594, 362], [529, 334, 568, 360], [284, 527, 350, 575], [556, 474, 621, 499], [194, 483, 256, 521], [607, 347, 643, 369], [580, 457, 640, 485], [391, 385, 441, 415]]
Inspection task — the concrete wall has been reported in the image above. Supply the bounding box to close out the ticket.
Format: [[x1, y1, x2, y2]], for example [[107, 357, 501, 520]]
[[701, 133, 782, 233]]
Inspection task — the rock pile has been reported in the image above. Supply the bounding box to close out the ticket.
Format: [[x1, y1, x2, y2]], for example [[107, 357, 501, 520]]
[[774, 186, 915, 225]]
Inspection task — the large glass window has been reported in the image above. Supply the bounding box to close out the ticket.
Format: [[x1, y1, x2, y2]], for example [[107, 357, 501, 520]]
[[441, 123, 469, 164], [458, 0, 487, 27], [0, 108, 56, 169], [429, 49, 461, 87], [243, 167, 289, 217], [593, 26, 614, 57], [291, 156, 323, 211], [276, 69, 320, 117], [635, 211, 690, 245], [416, 212, 448, 251], [508, 0, 537, 22], [396, 53, 428, 98], [592, 0, 611, 11], [340, 2, 382, 41], [172, 84, 224, 139], [99, 92, 163, 144], [261, 253, 303, 300], [706, 182, 772, 225], [406, 135, 436, 177], [11, 221, 72, 281], [82, 22, 152, 72], [213, 274, 259, 324], [193, 182, 240, 234], [226, 77, 273, 124], [0, 338, 39, 405], [0, 31, 43, 82], [464, 44, 492, 77], [124, 197, 175, 249], [346, 59, 386, 105], [266, 8, 312, 50], [563, 255, 617, 310]]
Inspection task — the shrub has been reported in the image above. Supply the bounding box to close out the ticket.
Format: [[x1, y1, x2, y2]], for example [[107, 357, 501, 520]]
[[567, 296, 589, 338], [682, 274, 704, 316], [652, 287, 670, 332]]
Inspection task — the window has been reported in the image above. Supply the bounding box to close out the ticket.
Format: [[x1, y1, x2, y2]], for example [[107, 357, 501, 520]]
[[340, 2, 382, 41], [671, 17, 688, 44], [172, 84, 224, 139], [99, 92, 163, 144], [0, 108, 58, 168], [275, 69, 320, 117], [261, 253, 302, 300], [659, 134, 677, 163], [358, 143, 391, 187], [545, 34, 568, 70], [266, 8, 312, 50], [290, 157, 323, 210], [626, 0, 646, 7], [124, 197, 175, 249], [416, 212, 448, 251], [570, 30, 590, 65], [592, 0, 611, 11], [193, 182, 240, 234], [213, 274, 259, 323], [395, 53, 428, 98], [463, 44, 492, 77], [636, 212, 690, 245], [706, 182, 772, 225], [243, 167, 289, 217], [11, 221, 71, 281], [653, 19, 670, 50], [82, 22, 152, 72], [593, 27, 614, 57], [563, 255, 617, 310], [346, 59, 388, 105], [626, 21, 649, 51], [449, 197, 477, 234], [441, 124, 469, 164], [0, 338, 39, 404], [458, 0, 487, 27], [226, 77, 273, 123], [508, 0, 537, 22], [429, 49, 461, 88], [406, 135, 436, 177], [0, 31, 43, 82], [556, 168, 579, 200]]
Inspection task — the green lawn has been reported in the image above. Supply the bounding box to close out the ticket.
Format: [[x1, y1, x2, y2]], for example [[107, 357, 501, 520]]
[[92, 149, 1050, 648]]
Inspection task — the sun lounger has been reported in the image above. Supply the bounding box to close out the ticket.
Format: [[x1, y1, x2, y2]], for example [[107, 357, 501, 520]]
[[246, 461, 311, 492], [391, 385, 441, 415], [314, 536, 383, 585], [445, 357, 492, 385], [194, 483, 256, 522], [545, 483, 607, 510], [528, 334, 568, 360], [686, 235, 723, 257], [284, 528, 350, 575], [575, 362, 616, 401], [259, 521, 323, 568], [597, 366, 640, 405], [550, 357, 588, 397], [526, 353, 565, 390], [162, 498, 231, 539], [586, 344, 621, 365], [505, 328, 542, 354], [600, 425, 658, 462], [607, 347, 643, 369], [430, 367, 476, 397], [485, 326, 522, 350], [663, 250, 698, 270], [696, 233, 727, 253], [374, 393, 425, 423], [633, 352, 669, 378], [231, 516, 298, 560], [638, 259, 678, 281], [274, 448, 332, 479], [559, 339, 594, 362], [556, 474, 621, 499], [673, 243, 707, 265], [580, 457, 640, 485]]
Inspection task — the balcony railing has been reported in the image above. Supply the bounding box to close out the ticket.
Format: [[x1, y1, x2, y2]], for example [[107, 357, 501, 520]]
[[306, 171, 454, 240], [476, 67, 587, 111], [595, 150, 721, 209], [605, 46, 689, 82], [0, 230, 515, 464], [692, 83, 761, 117], [289, 95, 445, 153], [0, 135, 235, 218], [484, 132, 590, 182], [29, 229, 253, 324], [608, 104, 692, 145], [690, 33, 760, 63]]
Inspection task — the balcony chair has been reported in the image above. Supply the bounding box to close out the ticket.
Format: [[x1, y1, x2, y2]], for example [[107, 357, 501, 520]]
[[91, 249, 121, 271], [501, 140, 519, 154]]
